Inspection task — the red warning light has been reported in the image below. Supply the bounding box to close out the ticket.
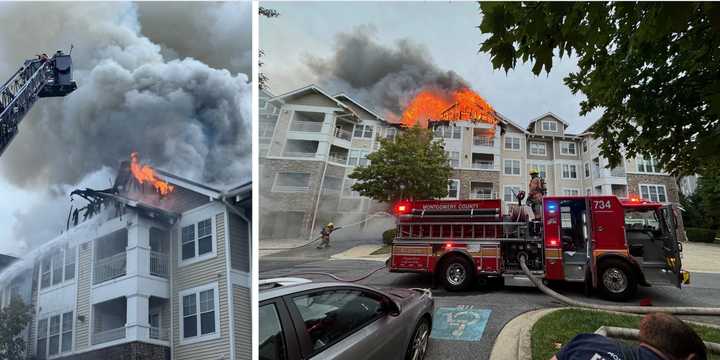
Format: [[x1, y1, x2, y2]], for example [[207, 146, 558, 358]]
[[394, 200, 412, 215]]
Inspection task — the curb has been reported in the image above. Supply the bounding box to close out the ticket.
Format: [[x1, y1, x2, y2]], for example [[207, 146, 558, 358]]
[[489, 308, 561, 360]]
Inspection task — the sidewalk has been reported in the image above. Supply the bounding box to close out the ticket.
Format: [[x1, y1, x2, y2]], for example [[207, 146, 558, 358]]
[[330, 244, 390, 262], [489, 308, 560, 360], [683, 242, 720, 273], [259, 238, 318, 258]]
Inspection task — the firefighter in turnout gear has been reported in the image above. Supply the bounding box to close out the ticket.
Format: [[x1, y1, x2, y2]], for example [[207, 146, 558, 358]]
[[317, 223, 340, 249], [527, 168, 547, 219]]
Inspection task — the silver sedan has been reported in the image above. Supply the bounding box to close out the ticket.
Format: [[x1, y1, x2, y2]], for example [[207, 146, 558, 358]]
[[259, 278, 434, 360]]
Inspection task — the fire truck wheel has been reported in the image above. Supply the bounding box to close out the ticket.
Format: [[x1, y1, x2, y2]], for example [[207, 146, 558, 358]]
[[440, 255, 474, 291], [598, 259, 637, 301]]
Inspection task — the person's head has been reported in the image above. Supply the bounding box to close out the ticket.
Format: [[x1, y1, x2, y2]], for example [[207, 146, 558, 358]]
[[529, 169, 539, 177], [639, 313, 706, 360], [327, 223, 334, 229]]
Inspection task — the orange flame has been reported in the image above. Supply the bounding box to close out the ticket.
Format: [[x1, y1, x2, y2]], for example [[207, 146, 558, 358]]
[[130, 152, 175, 196], [399, 87, 498, 129]]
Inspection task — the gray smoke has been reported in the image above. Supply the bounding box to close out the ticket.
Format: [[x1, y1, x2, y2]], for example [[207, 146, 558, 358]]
[[305, 25, 468, 120], [0, 2, 251, 252]]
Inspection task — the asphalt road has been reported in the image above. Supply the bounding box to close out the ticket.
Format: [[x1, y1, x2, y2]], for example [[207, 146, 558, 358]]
[[260, 239, 720, 360]]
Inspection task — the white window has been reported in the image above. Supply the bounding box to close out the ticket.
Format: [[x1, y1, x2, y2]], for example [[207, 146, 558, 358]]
[[528, 163, 547, 178], [504, 159, 520, 176], [433, 124, 461, 139], [637, 155, 661, 173], [584, 163, 590, 178], [446, 151, 460, 168], [181, 218, 214, 262], [582, 140, 588, 152], [64, 247, 75, 281], [563, 189, 580, 196], [542, 120, 558, 132], [36, 311, 73, 358], [639, 184, 668, 202], [529, 142, 547, 156], [560, 141, 577, 155], [385, 127, 397, 139], [353, 124, 374, 138], [348, 150, 370, 167], [40, 248, 75, 290], [562, 164, 578, 179], [273, 172, 311, 192], [504, 136, 521, 151], [180, 283, 220, 344], [342, 178, 361, 198], [446, 180, 459, 199], [503, 185, 521, 203]]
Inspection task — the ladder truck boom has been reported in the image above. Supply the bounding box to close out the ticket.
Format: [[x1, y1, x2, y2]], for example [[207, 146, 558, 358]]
[[0, 50, 77, 156]]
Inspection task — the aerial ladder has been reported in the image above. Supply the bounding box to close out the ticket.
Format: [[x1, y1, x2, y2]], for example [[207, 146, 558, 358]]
[[0, 50, 77, 156]]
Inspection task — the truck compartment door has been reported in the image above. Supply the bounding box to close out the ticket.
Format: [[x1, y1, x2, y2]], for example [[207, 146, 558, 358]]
[[660, 205, 683, 288]]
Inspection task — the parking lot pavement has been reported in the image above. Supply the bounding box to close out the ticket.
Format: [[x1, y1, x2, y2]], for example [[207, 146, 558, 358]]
[[261, 255, 720, 360]]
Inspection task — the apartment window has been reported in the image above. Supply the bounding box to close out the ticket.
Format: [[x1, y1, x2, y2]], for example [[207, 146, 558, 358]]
[[637, 155, 661, 173], [562, 164, 578, 179], [560, 142, 577, 155], [584, 163, 590, 178], [528, 163, 547, 178], [385, 127, 397, 139], [348, 150, 370, 167], [64, 247, 75, 281], [542, 120, 558, 132], [40, 257, 51, 289], [529, 142, 546, 156], [273, 172, 311, 192], [433, 124, 461, 139], [35, 312, 73, 357], [503, 185, 521, 203], [37, 319, 48, 359], [446, 151, 459, 168], [563, 189, 580, 196], [353, 125, 373, 138], [640, 184, 668, 202], [504, 159, 520, 176], [181, 218, 213, 261], [49, 314, 60, 356], [582, 140, 588, 153], [181, 283, 219, 342], [51, 252, 63, 286], [504, 136, 521, 151], [447, 180, 459, 199], [61, 312, 73, 353]]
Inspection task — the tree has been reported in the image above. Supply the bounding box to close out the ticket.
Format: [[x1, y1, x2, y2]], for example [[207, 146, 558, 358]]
[[478, 2, 720, 176], [0, 298, 32, 360], [349, 125, 452, 203], [259, 7, 280, 90]]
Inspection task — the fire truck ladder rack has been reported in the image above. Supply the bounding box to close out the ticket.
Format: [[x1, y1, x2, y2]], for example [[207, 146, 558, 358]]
[[395, 220, 533, 243], [0, 51, 77, 156]]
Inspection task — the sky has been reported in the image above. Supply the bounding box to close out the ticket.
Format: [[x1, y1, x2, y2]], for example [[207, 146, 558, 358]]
[[0, 2, 251, 256], [260, 1, 603, 132]]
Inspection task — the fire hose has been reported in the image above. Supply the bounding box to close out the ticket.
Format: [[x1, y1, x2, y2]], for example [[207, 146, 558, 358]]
[[518, 254, 720, 316], [259, 212, 394, 250], [277, 265, 389, 283]]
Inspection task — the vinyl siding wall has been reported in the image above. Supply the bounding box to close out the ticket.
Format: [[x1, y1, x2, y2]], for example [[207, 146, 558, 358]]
[[233, 285, 251, 360], [75, 241, 92, 350]]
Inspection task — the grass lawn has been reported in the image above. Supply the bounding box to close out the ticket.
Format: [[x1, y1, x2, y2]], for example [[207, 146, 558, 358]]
[[532, 308, 720, 360], [370, 245, 392, 255]]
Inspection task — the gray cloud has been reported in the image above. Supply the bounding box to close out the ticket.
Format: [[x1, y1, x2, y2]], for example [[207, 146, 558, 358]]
[[305, 26, 468, 118]]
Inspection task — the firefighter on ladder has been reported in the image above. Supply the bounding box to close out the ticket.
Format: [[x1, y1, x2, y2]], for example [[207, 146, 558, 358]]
[[317, 223, 341, 249], [527, 168, 547, 219]]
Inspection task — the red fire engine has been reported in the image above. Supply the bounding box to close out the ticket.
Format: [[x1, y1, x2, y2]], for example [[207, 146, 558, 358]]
[[388, 195, 688, 301]]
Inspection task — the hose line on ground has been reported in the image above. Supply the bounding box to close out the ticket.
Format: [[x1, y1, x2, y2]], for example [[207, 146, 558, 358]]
[[519, 255, 720, 316], [259, 212, 394, 251], [277, 264, 389, 283]]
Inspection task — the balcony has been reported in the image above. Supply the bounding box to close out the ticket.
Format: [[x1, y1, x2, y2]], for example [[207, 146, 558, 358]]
[[150, 251, 168, 278], [328, 154, 348, 165], [473, 136, 494, 147], [334, 127, 352, 141], [290, 120, 323, 132], [92, 326, 126, 345], [150, 327, 169, 341], [472, 161, 495, 170], [94, 252, 126, 285], [470, 192, 496, 200], [92, 297, 127, 345]]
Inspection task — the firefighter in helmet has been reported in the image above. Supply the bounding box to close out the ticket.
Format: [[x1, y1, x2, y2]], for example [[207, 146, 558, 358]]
[[527, 168, 546, 219], [317, 222, 341, 249]]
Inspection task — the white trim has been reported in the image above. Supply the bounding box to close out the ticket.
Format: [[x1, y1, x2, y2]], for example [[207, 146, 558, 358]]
[[529, 142, 547, 156], [561, 164, 579, 180], [177, 215, 218, 268], [583, 162, 590, 179], [36, 308, 75, 359], [444, 179, 460, 200], [528, 112, 570, 127], [334, 93, 385, 122], [638, 183, 669, 203], [224, 209, 236, 360], [541, 120, 559, 132], [502, 184, 522, 203], [503, 159, 521, 176], [562, 188, 581, 196], [559, 141, 577, 155], [178, 282, 221, 345], [503, 135, 522, 151]]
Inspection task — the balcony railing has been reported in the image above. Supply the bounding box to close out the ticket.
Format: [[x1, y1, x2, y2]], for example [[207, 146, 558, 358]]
[[334, 128, 352, 141], [290, 120, 323, 132], [150, 327, 170, 341], [283, 151, 316, 158], [472, 161, 495, 170], [150, 251, 168, 278], [470, 192, 496, 200], [473, 137, 494, 147], [92, 326, 126, 345], [94, 252, 126, 284], [328, 154, 348, 165]]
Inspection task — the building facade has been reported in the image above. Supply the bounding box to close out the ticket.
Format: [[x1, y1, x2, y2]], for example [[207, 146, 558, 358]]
[[259, 85, 684, 241], [0, 165, 252, 360]]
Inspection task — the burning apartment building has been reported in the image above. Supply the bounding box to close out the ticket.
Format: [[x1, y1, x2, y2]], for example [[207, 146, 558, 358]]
[[259, 84, 683, 242], [0, 157, 252, 360]]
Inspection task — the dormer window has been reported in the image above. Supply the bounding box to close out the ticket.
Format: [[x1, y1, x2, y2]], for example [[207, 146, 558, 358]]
[[542, 120, 558, 132]]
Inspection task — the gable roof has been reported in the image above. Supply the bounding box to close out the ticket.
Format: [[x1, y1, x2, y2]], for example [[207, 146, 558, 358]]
[[527, 112, 570, 130], [496, 111, 528, 134], [333, 93, 385, 123], [268, 84, 356, 115]]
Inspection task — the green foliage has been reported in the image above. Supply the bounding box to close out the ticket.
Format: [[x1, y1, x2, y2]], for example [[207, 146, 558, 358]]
[[258, 7, 280, 90], [479, 2, 720, 176], [382, 228, 397, 245], [0, 299, 32, 360], [686, 228, 718, 243], [349, 125, 452, 203], [681, 162, 720, 230]]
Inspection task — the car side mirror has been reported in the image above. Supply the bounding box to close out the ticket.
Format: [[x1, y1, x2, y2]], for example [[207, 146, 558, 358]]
[[382, 297, 401, 317]]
